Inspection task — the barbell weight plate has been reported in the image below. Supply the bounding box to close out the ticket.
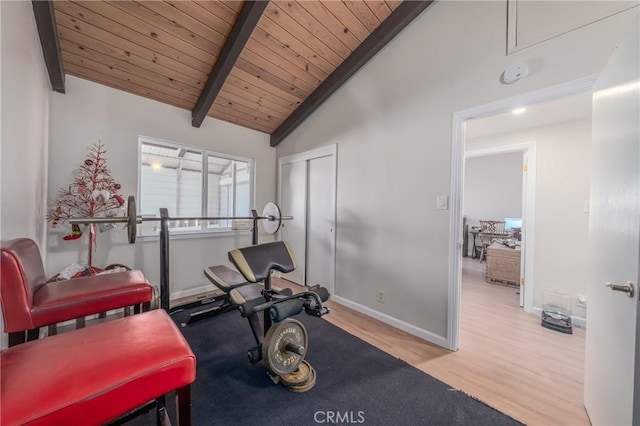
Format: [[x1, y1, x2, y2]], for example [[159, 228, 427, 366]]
[[285, 363, 316, 393], [127, 195, 137, 244], [262, 318, 307, 376], [280, 360, 313, 387], [262, 201, 281, 235]]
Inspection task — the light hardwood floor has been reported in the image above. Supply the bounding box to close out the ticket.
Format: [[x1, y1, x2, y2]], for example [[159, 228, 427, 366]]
[[276, 257, 589, 425]]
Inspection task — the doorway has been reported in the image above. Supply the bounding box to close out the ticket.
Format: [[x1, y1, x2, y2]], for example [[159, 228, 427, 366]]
[[278, 145, 337, 294], [448, 76, 597, 351], [447, 82, 597, 425], [464, 142, 535, 310]]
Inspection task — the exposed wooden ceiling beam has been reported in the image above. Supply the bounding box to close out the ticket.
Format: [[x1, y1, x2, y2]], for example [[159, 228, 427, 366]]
[[270, 1, 434, 147], [191, 1, 268, 128], [32, 1, 65, 93]]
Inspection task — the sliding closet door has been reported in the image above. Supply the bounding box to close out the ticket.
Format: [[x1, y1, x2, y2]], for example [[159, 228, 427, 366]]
[[280, 161, 307, 285], [306, 155, 335, 293]]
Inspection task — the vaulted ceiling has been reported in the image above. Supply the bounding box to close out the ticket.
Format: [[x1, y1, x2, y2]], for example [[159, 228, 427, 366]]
[[34, 1, 432, 145]]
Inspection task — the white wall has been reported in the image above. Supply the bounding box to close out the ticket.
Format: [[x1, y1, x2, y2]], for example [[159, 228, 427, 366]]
[[275, 1, 635, 341], [1, 1, 50, 246], [48, 76, 276, 295], [0, 1, 51, 348], [464, 152, 523, 235], [467, 118, 592, 318]]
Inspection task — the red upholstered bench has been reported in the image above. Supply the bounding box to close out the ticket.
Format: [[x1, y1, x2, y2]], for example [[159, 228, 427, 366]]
[[1, 309, 196, 426], [1, 238, 154, 346]]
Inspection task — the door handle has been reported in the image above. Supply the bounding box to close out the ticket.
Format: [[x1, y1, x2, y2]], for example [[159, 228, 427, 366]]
[[604, 281, 635, 298]]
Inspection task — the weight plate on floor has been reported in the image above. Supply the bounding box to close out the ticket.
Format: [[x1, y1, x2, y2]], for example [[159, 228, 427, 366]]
[[127, 196, 137, 244], [262, 202, 281, 235], [262, 318, 307, 376], [285, 363, 316, 393], [280, 360, 313, 387]]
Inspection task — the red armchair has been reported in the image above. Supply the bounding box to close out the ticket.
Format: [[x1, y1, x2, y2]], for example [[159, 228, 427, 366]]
[[1, 238, 153, 346]]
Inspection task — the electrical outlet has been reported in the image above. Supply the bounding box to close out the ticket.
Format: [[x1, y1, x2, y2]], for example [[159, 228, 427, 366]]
[[577, 294, 587, 306], [377, 289, 386, 303]]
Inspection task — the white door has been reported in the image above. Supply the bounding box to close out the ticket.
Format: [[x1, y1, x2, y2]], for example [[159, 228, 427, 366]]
[[584, 17, 639, 425], [280, 161, 307, 285], [307, 155, 335, 294]]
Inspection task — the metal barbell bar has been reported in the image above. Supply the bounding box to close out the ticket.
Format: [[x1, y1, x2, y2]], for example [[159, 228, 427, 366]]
[[69, 196, 292, 244]]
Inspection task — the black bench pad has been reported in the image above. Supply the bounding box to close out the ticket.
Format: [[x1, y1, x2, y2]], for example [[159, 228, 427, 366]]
[[204, 265, 249, 291]]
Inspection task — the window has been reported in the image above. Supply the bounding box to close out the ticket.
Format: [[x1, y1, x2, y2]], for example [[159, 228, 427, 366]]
[[138, 136, 253, 236]]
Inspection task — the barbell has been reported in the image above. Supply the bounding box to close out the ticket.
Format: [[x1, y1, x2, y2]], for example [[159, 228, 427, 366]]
[[69, 196, 292, 244]]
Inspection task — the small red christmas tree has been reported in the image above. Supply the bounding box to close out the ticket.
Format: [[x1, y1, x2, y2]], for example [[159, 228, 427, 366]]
[[47, 140, 125, 267]]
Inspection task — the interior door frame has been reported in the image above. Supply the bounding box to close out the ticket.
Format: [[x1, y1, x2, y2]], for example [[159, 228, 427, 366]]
[[447, 74, 598, 351], [465, 142, 536, 310], [278, 145, 337, 293]]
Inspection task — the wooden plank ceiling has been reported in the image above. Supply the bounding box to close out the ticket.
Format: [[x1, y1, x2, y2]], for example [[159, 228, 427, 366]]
[[51, 1, 418, 144]]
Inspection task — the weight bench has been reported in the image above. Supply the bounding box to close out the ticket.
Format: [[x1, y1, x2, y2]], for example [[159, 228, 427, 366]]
[[1, 309, 196, 426], [204, 265, 250, 292], [1, 238, 154, 346], [227, 241, 330, 377], [185, 264, 290, 326]]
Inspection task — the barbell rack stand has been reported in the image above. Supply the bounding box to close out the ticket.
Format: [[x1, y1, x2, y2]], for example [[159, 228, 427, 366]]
[[67, 197, 293, 313]]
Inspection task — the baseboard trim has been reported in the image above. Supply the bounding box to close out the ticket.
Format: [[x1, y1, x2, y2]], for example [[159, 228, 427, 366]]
[[171, 284, 217, 301], [331, 295, 449, 349], [532, 307, 586, 328]]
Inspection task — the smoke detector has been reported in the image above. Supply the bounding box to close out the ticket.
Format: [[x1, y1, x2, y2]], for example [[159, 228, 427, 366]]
[[502, 63, 529, 84]]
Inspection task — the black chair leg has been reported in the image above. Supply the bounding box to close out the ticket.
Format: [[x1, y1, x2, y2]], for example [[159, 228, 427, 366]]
[[26, 328, 40, 341], [142, 301, 151, 312], [8, 331, 26, 347], [176, 385, 192, 426], [76, 317, 86, 329], [134, 304, 141, 314], [48, 324, 58, 336], [155, 395, 169, 426], [156, 406, 170, 426]]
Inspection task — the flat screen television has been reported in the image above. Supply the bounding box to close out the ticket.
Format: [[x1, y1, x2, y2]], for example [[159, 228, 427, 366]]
[[504, 217, 522, 230]]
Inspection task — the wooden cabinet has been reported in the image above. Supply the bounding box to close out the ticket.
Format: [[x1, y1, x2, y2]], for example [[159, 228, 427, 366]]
[[486, 242, 521, 286]]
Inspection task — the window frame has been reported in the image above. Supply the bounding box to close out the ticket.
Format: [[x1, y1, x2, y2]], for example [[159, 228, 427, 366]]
[[137, 135, 255, 241]]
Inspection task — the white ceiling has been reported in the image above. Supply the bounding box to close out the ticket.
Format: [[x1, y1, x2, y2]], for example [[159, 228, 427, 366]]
[[466, 91, 593, 139]]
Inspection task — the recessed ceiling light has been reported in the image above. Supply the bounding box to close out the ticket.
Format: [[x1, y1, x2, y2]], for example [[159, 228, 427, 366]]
[[512, 107, 526, 115], [151, 162, 162, 170]]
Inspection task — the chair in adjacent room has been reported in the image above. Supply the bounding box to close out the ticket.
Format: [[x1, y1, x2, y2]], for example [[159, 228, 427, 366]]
[[0, 238, 154, 347], [478, 220, 510, 262]]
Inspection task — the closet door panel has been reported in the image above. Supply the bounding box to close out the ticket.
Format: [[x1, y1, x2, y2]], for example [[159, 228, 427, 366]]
[[280, 161, 307, 285], [307, 155, 334, 293]]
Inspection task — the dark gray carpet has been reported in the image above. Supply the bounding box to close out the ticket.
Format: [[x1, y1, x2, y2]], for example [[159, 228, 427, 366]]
[[127, 308, 521, 426]]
